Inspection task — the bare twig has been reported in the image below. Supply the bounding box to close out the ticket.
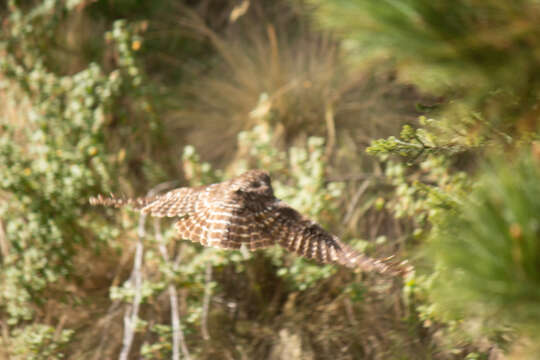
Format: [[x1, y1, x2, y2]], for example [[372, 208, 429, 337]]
[[229, 0, 250, 23], [154, 219, 191, 360], [201, 262, 213, 340], [267, 24, 279, 81], [93, 300, 122, 360], [393, 139, 424, 149], [169, 282, 192, 360], [116, 181, 185, 360], [325, 173, 389, 184], [343, 179, 371, 224], [118, 213, 146, 360], [0, 219, 9, 262], [120, 181, 183, 360], [324, 101, 336, 160], [53, 314, 67, 343]]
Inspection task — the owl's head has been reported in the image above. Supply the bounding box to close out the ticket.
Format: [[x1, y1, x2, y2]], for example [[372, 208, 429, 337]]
[[233, 170, 274, 198]]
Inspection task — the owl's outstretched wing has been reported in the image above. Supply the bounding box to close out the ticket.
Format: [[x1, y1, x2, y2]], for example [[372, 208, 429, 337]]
[[89, 184, 210, 217], [90, 176, 406, 275], [90, 181, 272, 249], [258, 201, 398, 275]]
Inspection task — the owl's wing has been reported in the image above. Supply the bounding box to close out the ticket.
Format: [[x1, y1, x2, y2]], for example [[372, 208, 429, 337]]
[[174, 190, 273, 250], [260, 201, 398, 275], [141, 185, 208, 217], [90, 185, 210, 217]]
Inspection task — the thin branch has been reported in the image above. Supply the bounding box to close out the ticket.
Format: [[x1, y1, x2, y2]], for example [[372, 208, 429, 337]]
[[169, 284, 186, 360], [0, 219, 9, 262], [99, 181, 180, 360], [53, 314, 67, 343], [324, 101, 336, 160], [93, 300, 122, 360], [154, 219, 191, 360], [343, 179, 371, 224], [412, 133, 425, 147], [201, 262, 213, 340], [325, 174, 389, 184], [118, 213, 146, 360], [393, 139, 424, 149]]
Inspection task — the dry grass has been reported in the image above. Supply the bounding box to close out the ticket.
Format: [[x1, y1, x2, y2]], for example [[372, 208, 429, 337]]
[[152, 2, 427, 168]]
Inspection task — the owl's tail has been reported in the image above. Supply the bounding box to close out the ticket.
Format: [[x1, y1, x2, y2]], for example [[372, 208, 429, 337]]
[[342, 249, 409, 277], [89, 194, 153, 210], [331, 238, 409, 276]]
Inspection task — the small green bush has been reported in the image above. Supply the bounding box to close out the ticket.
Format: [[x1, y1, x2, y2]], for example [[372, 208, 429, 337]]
[[0, 1, 146, 357], [10, 324, 73, 360], [432, 152, 540, 331]]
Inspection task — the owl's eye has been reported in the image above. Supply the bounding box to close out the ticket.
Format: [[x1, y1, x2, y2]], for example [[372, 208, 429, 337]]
[[251, 181, 262, 188]]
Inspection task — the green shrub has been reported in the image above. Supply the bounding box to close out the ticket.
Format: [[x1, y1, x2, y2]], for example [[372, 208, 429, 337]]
[[366, 103, 539, 357], [431, 151, 540, 331], [0, 0, 146, 356], [9, 324, 73, 360]]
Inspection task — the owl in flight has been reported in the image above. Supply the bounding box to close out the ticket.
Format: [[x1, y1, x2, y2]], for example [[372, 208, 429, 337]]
[[90, 170, 402, 275]]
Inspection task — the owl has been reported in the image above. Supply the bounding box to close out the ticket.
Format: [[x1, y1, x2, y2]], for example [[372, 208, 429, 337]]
[[90, 170, 402, 275]]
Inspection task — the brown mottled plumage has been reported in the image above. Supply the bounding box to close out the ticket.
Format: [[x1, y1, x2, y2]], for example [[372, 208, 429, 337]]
[[90, 170, 403, 275]]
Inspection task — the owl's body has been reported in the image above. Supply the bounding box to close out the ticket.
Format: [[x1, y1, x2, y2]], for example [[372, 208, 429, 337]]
[[90, 170, 398, 275]]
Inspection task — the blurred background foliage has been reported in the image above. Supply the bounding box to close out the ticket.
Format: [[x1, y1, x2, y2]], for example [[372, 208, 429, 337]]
[[0, 0, 538, 359]]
